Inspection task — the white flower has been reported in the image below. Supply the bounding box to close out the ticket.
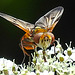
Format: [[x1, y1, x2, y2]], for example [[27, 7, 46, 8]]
[[1, 39, 75, 75], [48, 71, 54, 75], [0, 58, 18, 75], [36, 70, 40, 75], [69, 48, 75, 61], [49, 46, 55, 54], [64, 42, 75, 61], [57, 53, 65, 62], [64, 47, 72, 56], [40, 70, 49, 75], [29, 72, 36, 75], [38, 50, 43, 56]]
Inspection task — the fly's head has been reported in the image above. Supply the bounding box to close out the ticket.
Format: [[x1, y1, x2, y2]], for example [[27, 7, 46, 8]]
[[33, 32, 55, 50]]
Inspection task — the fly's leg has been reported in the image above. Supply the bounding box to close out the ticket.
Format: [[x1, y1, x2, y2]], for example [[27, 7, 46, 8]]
[[20, 34, 36, 63], [42, 50, 47, 62]]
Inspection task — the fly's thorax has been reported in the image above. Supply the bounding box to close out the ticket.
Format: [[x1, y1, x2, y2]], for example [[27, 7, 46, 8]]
[[33, 32, 55, 49]]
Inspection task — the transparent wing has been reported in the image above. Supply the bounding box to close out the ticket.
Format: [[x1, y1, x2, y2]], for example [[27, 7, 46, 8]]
[[0, 12, 35, 33], [35, 6, 64, 32]]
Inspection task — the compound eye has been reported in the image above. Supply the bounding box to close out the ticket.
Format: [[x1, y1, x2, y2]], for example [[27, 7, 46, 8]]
[[33, 33, 43, 43]]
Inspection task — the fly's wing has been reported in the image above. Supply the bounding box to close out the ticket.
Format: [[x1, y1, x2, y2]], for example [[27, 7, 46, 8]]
[[0, 13, 35, 33], [35, 6, 64, 32]]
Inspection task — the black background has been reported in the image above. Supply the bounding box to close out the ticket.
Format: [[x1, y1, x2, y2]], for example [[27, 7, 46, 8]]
[[0, 0, 75, 64]]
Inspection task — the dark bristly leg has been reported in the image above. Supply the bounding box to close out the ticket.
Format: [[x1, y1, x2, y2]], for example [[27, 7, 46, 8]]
[[42, 50, 47, 62], [54, 43, 56, 57]]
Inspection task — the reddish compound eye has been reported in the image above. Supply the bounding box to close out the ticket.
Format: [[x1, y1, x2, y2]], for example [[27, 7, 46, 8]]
[[47, 32, 55, 44], [33, 33, 43, 44]]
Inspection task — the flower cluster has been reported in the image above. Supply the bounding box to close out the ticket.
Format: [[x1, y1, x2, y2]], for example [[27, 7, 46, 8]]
[[0, 39, 75, 75], [0, 58, 18, 75]]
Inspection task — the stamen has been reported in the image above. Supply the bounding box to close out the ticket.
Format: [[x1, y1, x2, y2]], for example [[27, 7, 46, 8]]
[[65, 43, 68, 48], [69, 41, 72, 47]]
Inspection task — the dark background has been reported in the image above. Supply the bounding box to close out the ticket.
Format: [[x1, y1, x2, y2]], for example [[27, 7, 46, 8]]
[[0, 0, 75, 64]]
